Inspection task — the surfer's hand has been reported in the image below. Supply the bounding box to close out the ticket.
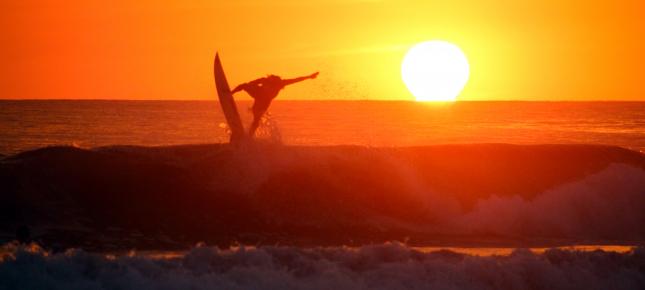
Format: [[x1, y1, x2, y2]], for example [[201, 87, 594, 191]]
[[309, 72, 319, 79], [232, 84, 244, 93]]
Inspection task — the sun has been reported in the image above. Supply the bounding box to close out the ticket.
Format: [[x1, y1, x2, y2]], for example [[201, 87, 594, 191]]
[[401, 41, 470, 102]]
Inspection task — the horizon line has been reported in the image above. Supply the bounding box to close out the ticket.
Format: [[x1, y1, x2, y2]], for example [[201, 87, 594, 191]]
[[1, 98, 644, 102]]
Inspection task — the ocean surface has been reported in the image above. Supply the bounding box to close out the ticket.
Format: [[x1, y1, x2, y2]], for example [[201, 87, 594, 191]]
[[1, 100, 644, 155], [2, 100, 645, 289]]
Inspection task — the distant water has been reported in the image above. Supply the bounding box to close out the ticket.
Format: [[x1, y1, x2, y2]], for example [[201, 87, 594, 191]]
[[1, 100, 644, 154]]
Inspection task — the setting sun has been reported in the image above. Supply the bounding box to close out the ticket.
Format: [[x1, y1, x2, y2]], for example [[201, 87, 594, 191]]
[[402, 41, 470, 102]]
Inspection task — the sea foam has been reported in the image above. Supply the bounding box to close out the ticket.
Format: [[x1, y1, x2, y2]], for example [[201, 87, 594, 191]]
[[1, 242, 644, 290]]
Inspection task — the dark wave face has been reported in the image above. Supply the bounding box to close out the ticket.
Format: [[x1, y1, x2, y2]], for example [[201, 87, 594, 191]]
[[1, 243, 644, 290], [1, 143, 644, 250]]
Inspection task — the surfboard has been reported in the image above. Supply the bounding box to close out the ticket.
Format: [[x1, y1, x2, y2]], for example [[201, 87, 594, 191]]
[[214, 53, 246, 144]]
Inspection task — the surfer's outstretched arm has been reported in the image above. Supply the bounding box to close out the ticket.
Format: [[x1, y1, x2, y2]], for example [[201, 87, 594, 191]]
[[282, 72, 319, 86], [231, 84, 246, 94]]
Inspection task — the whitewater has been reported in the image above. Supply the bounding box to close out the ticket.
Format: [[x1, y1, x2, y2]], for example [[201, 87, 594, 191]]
[[2, 242, 644, 290]]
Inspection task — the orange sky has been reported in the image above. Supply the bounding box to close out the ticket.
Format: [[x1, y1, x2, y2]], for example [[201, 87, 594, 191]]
[[1, 0, 644, 100]]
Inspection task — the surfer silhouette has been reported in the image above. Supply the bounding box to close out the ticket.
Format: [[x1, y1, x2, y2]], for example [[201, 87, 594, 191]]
[[232, 72, 319, 136]]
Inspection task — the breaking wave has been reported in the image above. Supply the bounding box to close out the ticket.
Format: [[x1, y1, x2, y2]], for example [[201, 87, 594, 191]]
[[1, 143, 644, 249], [452, 163, 645, 240], [1, 242, 644, 290]]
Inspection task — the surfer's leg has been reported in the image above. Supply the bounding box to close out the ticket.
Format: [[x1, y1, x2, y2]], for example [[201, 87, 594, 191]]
[[249, 117, 261, 137], [249, 101, 269, 137]]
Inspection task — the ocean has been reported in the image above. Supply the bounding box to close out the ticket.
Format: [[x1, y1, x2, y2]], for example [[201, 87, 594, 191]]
[[2, 100, 645, 289], [1, 100, 644, 155]]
